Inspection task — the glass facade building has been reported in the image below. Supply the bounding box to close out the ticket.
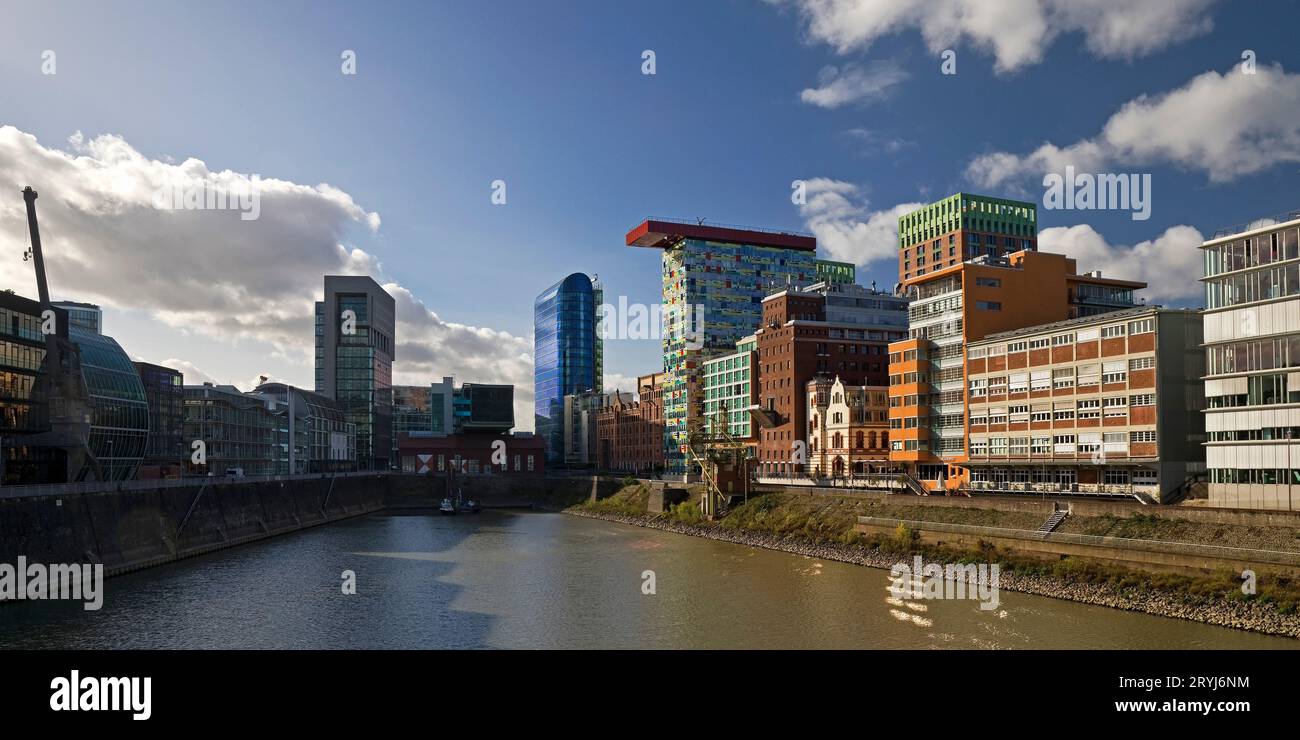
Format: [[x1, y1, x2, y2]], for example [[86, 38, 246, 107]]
[[534, 273, 601, 464], [1201, 217, 1300, 509], [69, 325, 149, 481], [315, 276, 395, 471], [0, 293, 60, 484]]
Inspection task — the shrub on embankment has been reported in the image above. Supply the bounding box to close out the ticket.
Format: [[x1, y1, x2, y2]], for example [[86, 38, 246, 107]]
[[575, 485, 1300, 618]]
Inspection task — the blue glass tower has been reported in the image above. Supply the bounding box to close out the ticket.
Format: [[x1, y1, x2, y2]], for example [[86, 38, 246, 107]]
[[534, 273, 601, 464]]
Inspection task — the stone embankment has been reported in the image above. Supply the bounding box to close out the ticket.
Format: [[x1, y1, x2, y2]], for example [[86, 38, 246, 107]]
[[567, 508, 1300, 639]]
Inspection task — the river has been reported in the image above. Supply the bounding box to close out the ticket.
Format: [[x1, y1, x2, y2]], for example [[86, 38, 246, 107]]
[[1, 510, 1295, 649]]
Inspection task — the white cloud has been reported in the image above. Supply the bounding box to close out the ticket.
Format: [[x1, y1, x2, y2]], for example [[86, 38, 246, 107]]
[[800, 61, 908, 108], [603, 372, 641, 396], [1038, 223, 1205, 305], [155, 357, 216, 385], [780, 0, 1218, 73], [796, 178, 922, 269], [968, 65, 1300, 187], [0, 126, 538, 431]]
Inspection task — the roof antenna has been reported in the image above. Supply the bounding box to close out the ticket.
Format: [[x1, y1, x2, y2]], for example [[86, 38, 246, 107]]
[[696, 217, 706, 225]]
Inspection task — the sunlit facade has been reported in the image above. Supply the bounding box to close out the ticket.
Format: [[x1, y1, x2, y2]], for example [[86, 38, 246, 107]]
[[534, 273, 601, 464]]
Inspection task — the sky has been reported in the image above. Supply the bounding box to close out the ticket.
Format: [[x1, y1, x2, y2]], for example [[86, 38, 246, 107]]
[[3, 0, 1300, 431]]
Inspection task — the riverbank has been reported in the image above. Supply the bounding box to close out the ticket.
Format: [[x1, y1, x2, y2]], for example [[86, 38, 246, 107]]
[[567, 487, 1300, 639]]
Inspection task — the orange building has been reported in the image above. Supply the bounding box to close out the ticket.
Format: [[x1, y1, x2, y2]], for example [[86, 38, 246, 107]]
[[887, 248, 1146, 492]]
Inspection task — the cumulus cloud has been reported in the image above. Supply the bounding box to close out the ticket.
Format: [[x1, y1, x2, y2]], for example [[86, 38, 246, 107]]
[[800, 61, 908, 108], [0, 126, 537, 430], [1038, 223, 1205, 305], [967, 65, 1300, 187], [796, 178, 922, 269], [603, 372, 641, 397], [154, 357, 216, 385], [779, 0, 1218, 73]]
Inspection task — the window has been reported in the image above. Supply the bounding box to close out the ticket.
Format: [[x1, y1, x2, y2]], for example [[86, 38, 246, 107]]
[[1031, 436, 1051, 454], [1101, 324, 1126, 339], [969, 378, 987, 397], [1102, 361, 1127, 384], [1077, 327, 1100, 341], [1130, 430, 1156, 443], [968, 347, 987, 360], [1053, 403, 1075, 422], [975, 277, 1001, 288], [1009, 373, 1028, 393], [990, 437, 1008, 455], [1052, 333, 1075, 346], [1128, 319, 1154, 334], [1129, 356, 1155, 371], [1008, 341, 1028, 352], [1053, 368, 1075, 388], [1029, 338, 1050, 349], [1030, 370, 1050, 391], [1104, 468, 1131, 485], [970, 438, 988, 455], [1009, 405, 1030, 423], [527, 455, 535, 471], [1129, 393, 1155, 406], [1103, 397, 1128, 417], [1010, 437, 1029, 455], [1031, 406, 1051, 422], [977, 301, 1002, 311], [1077, 399, 1101, 419], [1077, 363, 1101, 386]]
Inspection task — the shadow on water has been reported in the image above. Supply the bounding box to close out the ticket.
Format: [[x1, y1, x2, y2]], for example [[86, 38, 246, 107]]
[[0, 511, 496, 649]]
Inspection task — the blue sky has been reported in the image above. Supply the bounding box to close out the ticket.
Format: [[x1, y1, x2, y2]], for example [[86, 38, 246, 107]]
[[2, 0, 1299, 427]]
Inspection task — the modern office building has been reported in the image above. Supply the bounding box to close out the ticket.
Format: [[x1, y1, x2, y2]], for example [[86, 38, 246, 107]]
[[315, 275, 395, 471], [754, 282, 907, 476], [392, 382, 452, 441], [1201, 213, 1300, 510], [51, 301, 102, 334], [596, 372, 666, 474], [183, 383, 276, 476], [0, 292, 63, 484], [806, 376, 890, 477], [67, 325, 149, 481], [626, 218, 820, 476], [964, 307, 1205, 502], [534, 273, 603, 465], [702, 334, 758, 446], [250, 382, 356, 474], [897, 193, 1038, 286], [888, 248, 1147, 491], [133, 361, 185, 479]]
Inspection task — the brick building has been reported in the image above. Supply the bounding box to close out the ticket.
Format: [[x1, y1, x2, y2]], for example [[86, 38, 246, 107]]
[[596, 372, 665, 474]]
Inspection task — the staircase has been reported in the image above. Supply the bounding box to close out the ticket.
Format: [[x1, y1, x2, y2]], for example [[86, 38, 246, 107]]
[[1037, 507, 1069, 534], [898, 473, 929, 496]]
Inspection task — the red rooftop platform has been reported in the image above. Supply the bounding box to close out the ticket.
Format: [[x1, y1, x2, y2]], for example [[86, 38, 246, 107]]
[[626, 218, 816, 252]]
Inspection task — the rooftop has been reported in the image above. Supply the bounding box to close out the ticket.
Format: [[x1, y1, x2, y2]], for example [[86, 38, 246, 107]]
[[971, 305, 1201, 343], [626, 217, 816, 252], [1209, 208, 1300, 241]]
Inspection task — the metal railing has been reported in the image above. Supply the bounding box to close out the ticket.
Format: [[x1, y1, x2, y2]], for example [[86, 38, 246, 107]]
[[1211, 209, 1300, 240], [756, 473, 906, 491], [965, 481, 1159, 498]]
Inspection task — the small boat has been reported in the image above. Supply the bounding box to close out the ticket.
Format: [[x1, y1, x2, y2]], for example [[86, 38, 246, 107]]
[[460, 499, 481, 514], [438, 497, 456, 515]]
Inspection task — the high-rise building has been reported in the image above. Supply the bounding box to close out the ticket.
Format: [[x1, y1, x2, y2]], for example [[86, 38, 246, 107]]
[[626, 218, 819, 476], [534, 273, 602, 465], [133, 361, 185, 479], [753, 282, 907, 476], [897, 193, 1038, 286], [816, 259, 856, 285], [1201, 213, 1300, 510], [963, 307, 1205, 502], [888, 248, 1146, 491], [315, 276, 395, 471]]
